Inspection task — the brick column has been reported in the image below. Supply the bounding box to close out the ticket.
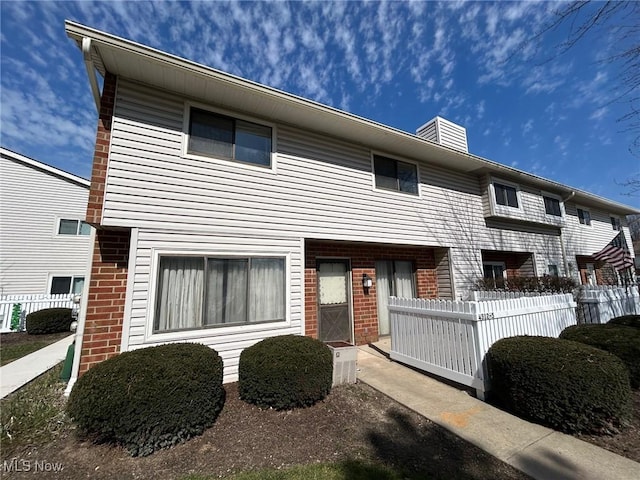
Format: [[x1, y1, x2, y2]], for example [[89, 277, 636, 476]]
[[86, 72, 116, 225], [79, 229, 130, 375], [78, 72, 131, 375]]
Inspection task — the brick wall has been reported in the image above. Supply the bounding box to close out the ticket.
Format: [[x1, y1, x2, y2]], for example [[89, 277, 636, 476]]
[[305, 240, 438, 345], [79, 72, 131, 375], [482, 251, 534, 278], [86, 72, 116, 225], [79, 229, 130, 375]]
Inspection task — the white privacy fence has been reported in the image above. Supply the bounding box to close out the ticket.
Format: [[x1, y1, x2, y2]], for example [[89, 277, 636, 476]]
[[577, 285, 639, 324], [389, 293, 577, 399], [0, 294, 76, 332]]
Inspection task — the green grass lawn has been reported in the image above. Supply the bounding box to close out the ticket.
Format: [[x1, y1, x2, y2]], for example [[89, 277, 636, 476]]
[[182, 461, 403, 480], [0, 331, 70, 366], [1, 341, 56, 366], [0, 362, 70, 455]]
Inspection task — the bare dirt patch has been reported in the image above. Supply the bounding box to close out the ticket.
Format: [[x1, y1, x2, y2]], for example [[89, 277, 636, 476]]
[[2, 382, 531, 479]]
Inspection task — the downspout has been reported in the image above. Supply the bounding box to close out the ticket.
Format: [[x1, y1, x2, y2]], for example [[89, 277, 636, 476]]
[[82, 37, 102, 112], [560, 191, 576, 277], [65, 226, 96, 396]]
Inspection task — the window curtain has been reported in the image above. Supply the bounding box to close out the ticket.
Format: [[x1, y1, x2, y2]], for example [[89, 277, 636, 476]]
[[155, 257, 204, 331], [375, 261, 393, 336], [249, 258, 285, 322], [394, 261, 416, 298], [206, 259, 247, 325]]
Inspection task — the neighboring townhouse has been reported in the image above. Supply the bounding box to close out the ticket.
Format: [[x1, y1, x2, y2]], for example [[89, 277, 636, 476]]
[[65, 22, 638, 385], [0, 147, 92, 297]]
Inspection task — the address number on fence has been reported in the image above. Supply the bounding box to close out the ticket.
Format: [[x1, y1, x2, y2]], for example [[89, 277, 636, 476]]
[[479, 313, 495, 320]]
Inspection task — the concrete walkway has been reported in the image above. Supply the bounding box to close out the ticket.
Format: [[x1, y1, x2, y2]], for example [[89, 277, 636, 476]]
[[357, 343, 639, 480], [0, 334, 74, 399]]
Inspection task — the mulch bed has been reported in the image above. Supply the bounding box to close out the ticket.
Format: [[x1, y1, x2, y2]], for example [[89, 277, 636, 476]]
[[575, 389, 640, 463], [2, 382, 530, 480]]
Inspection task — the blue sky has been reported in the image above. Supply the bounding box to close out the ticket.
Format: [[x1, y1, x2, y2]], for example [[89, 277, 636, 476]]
[[1, 1, 638, 207]]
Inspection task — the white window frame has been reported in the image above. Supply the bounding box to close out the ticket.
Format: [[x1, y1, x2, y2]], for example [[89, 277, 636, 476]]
[[541, 191, 565, 218], [48, 275, 85, 295], [370, 151, 421, 197], [56, 218, 91, 236], [181, 101, 278, 173], [610, 215, 622, 231], [576, 206, 592, 227], [547, 264, 559, 277], [489, 177, 523, 214], [145, 248, 291, 343]]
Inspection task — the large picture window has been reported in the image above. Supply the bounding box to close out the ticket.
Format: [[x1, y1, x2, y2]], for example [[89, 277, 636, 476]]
[[154, 256, 285, 332], [373, 155, 418, 194], [187, 107, 272, 167]]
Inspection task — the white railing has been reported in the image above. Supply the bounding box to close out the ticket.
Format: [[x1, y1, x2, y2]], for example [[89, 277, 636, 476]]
[[577, 285, 639, 324], [389, 293, 577, 399], [0, 294, 75, 332]]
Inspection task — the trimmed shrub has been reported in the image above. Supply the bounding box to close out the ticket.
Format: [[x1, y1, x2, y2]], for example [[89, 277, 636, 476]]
[[239, 335, 333, 410], [475, 275, 577, 294], [488, 336, 631, 433], [25, 308, 73, 334], [67, 343, 225, 456], [560, 324, 640, 388], [608, 315, 640, 329]]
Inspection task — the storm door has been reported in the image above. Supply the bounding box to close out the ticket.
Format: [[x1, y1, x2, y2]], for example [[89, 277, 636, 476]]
[[317, 260, 352, 343]]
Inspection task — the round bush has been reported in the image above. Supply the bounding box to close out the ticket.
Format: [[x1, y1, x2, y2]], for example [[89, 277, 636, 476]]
[[487, 336, 631, 433], [67, 343, 225, 456], [608, 314, 640, 329], [560, 324, 640, 388], [239, 335, 333, 410], [25, 308, 73, 334]]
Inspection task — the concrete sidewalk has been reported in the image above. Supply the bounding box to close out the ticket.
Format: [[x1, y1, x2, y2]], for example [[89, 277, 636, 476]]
[[357, 345, 639, 480], [0, 334, 74, 399]]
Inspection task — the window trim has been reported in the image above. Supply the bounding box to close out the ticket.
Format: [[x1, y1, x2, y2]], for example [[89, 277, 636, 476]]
[[182, 102, 277, 172], [576, 206, 592, 227], [56, 218, 91, 236], [610, 215, 622, 231], [146, 249, 291, 342], [541, 191, 565, 218], [489, 177, 522, 213], [371, 152, 420, 196]]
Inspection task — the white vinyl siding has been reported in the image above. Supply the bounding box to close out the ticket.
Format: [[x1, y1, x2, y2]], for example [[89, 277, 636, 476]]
[[102, 80, 626, 301], [125, 229, 302, 383], [563, 204, 634, 260], [0, 154, 92, 295]]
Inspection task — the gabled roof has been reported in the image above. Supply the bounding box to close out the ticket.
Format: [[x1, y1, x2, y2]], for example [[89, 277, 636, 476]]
[[1, 147, 90, 189], [65, 21, 639, 216]]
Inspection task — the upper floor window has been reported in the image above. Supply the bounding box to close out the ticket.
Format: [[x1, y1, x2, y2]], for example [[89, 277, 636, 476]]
[[543, 196, 562, 216], [58, 219, 91, 236], [373, 155, 418, 194], [577, 208, 591, 226], [611, 216, 621, 231], [494, 183, 519, 208], [187, 107, 272, 167]]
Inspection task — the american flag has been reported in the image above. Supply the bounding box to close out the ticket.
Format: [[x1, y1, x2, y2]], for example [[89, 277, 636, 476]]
[[593, 232, 634, 271]]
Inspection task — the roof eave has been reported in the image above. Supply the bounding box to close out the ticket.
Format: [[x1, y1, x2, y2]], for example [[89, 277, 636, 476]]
[[64, 21, 639, 216]]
